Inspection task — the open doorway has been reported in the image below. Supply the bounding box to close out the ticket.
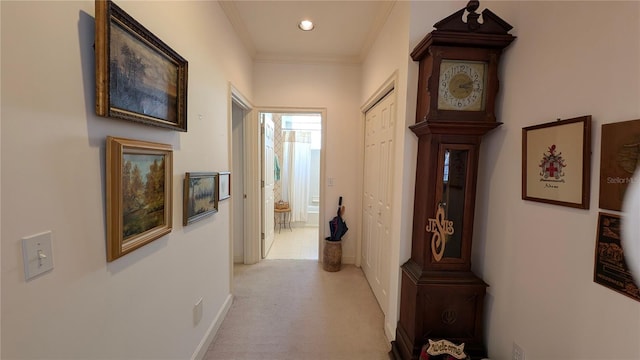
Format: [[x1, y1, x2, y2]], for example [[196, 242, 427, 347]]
[[231, 100, 246, 264], [261, 111, 323, 260]]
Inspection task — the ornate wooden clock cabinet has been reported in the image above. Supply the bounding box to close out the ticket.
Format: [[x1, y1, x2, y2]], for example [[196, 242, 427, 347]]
[[391, 2, 515, 359]]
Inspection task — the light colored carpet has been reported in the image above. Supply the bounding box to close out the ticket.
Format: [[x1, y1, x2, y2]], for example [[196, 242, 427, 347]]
[[267, 227, 319, 260], [204, 260, 391, 360]]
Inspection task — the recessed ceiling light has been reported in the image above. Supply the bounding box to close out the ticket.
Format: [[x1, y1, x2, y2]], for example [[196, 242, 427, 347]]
[[298, 19, 314, 31]]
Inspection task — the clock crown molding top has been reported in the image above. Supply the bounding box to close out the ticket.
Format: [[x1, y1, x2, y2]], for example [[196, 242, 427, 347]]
[[435, 1, 512, 35], [409, 1, 516, 124], [411, 1, 516, 61]]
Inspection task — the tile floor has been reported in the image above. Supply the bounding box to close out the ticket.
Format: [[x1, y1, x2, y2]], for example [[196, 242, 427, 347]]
[[267, 226, 319, 259]]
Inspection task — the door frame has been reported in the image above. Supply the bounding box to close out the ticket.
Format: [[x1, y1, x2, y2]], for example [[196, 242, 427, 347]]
[[359, 71, 398, 268], [228, 84, 260, 266], [260, 113, 275, 258], [248, 107, 327, 262]]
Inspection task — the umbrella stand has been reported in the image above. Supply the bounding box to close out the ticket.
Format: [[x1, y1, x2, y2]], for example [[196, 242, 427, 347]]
[[323, 196, 348, 272]]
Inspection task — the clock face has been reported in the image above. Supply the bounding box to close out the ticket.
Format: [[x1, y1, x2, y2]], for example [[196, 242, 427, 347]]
[[437, 60, 487, 111]]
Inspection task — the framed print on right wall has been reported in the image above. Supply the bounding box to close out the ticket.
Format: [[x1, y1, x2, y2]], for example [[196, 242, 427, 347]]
[[593, 212, 640, 302], [599, 119, 640, 211], [522, 115, 591, 209]]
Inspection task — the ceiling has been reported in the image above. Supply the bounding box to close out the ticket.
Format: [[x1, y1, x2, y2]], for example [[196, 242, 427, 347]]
[[218, 1, 396, 64]]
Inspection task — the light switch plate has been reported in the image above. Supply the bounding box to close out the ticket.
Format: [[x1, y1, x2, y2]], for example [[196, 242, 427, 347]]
[[22, 231, 54, 280]]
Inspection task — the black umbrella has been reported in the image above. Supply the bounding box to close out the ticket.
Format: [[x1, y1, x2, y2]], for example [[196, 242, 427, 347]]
[[327, 196, 348, 241]]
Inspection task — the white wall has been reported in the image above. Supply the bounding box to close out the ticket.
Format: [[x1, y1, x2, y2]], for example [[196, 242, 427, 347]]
[[385, 1, 640, 359], [1, 1, 252, 358], [472, 2, 640, 359], [361, 0, 468, 342], [232, 103, 245, 263], [361, 0, 409, 341], [253, 61, 362, 264], [0, 1, 3, 355]]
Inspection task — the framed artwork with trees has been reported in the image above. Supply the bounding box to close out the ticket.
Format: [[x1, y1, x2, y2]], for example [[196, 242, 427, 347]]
[[183, 172, 219, 226], [106, 136, 173, 261], [95, 0, 188, 131]]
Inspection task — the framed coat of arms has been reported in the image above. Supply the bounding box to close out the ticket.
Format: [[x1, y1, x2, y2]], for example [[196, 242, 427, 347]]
[[522, 115, 592, 209]]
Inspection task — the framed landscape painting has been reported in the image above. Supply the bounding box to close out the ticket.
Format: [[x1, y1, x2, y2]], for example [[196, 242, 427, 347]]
[[183, 172, 219, 226], [95, 0, 188, 131], [106, 136, 173, 261]]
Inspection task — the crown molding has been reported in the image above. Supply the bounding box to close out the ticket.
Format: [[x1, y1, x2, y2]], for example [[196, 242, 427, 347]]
[[254, 52, 361, 65], [358, 0, 396, 62], [218, 1, 257, 58]]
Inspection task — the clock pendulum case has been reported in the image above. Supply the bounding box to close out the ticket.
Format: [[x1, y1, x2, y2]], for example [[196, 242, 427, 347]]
[[390, 2, 515, 359]]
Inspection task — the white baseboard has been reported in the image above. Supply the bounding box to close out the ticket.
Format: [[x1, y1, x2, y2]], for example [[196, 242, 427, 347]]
[[191, 294, 233, 360], [384, 319, 395, 343], [342, 255, 356, 264]]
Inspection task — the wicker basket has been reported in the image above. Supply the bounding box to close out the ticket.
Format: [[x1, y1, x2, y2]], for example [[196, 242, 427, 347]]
[[275, 200, 289, 210], [322, 240, 342, 272]]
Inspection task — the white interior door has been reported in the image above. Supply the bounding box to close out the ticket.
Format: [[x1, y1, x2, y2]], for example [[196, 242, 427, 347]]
[[362, 90, 396, 314], [262, 114, 275, 258]]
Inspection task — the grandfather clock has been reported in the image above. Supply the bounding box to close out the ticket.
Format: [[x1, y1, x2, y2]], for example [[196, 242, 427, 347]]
[[391, 2, 515, 359]]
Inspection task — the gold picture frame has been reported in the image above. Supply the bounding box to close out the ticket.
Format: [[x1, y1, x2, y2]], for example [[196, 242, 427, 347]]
[[106, 136, 173, 261], [183, 172, 218, 226], [522, 115, 591, 209], [95, 0, 188, 131]]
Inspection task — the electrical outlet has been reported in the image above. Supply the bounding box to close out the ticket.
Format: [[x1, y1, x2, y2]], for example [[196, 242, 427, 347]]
[[193, 297, 203, 326], [513, 342, 525, 360]]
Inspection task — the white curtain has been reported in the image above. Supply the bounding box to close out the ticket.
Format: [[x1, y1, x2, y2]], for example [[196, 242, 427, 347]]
[[282, 130, 311, 222]]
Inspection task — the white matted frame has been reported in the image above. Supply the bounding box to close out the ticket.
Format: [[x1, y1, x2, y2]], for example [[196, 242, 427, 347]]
[[522, 115, 591, 209], [218, 171, 231, 201]]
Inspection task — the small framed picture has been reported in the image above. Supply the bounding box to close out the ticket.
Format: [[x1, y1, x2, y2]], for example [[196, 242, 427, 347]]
[[218, 172, 231, 201], [522, 115, 591, 209], [106, 136, 173, 261], [183, 172, 218, 226]]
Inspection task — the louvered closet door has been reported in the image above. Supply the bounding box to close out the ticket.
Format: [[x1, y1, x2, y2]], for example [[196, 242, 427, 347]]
[[362, 90, 396, 314]]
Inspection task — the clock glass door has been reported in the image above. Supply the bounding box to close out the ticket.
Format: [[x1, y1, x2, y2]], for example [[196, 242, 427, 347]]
[[438, 146, 470, 260]]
